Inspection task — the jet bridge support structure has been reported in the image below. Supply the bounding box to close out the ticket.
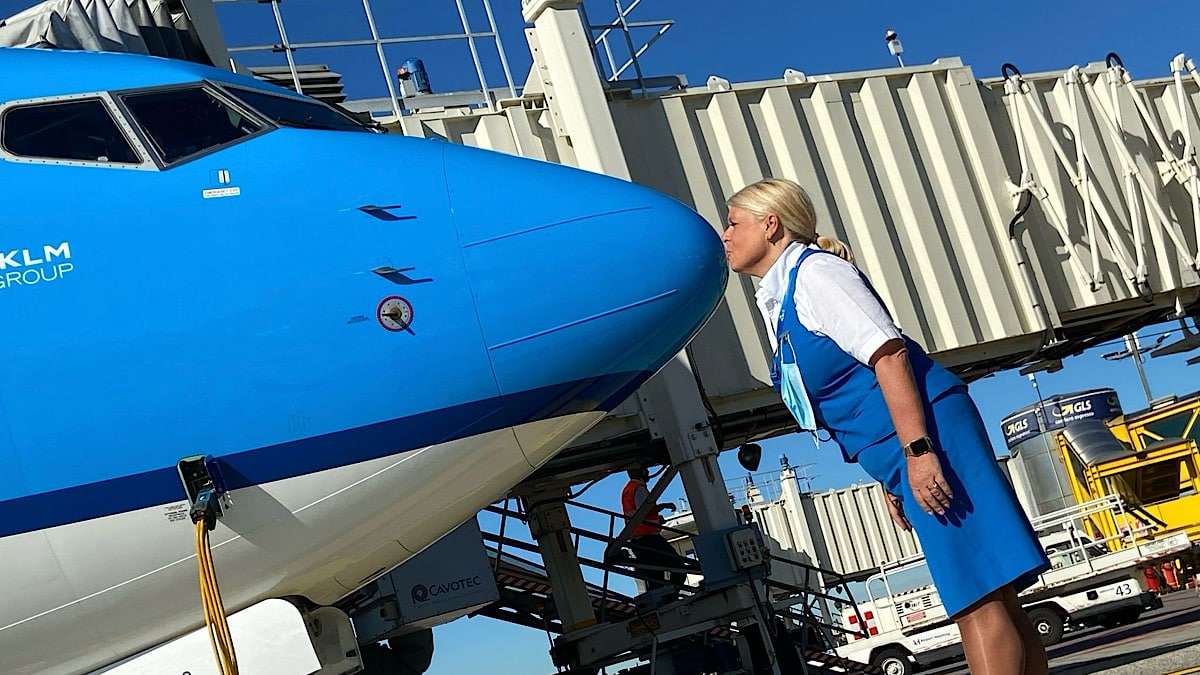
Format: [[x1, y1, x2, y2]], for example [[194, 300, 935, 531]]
[[485, 497, 876, 675], [536, 354, 798, 674], [512, 484, 802, 673], [525, 488, 601, 635]]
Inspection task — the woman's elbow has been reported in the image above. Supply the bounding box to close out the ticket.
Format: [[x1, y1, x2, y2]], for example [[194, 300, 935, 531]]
[[869, 338, 907, 369]]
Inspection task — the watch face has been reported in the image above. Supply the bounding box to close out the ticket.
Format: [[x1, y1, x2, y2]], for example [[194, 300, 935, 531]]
[[906, 438, 932, 456]]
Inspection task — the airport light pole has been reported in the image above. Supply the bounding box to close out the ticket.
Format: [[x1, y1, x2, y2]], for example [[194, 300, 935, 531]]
[[1101, 332, 1166, 405]]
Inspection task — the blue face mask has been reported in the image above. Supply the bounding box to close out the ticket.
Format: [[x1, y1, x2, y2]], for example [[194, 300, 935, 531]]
[[774, 333, 818, 432]]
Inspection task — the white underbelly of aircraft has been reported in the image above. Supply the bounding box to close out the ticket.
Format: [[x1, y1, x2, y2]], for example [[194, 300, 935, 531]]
[[0, 411, 605, 675]]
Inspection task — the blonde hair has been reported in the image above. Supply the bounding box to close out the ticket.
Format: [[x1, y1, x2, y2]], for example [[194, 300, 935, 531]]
[[727, 178, 854, 264]]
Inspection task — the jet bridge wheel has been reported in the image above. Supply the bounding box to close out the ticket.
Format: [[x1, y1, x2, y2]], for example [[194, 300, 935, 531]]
[[1027, 606, 1065, 646], [871, 646, 913, 675]]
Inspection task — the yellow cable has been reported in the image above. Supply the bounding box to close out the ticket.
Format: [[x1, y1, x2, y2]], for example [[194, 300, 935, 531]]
[[209, 526, 237, 674], [196, 524, 219, 672], [196, 520, 239, 675], [201, 522, 237, 674]]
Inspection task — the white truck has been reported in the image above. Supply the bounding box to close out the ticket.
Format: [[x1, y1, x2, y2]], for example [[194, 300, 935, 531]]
[[833, 561, 1157, 675], [830, 498, 1189, 675]]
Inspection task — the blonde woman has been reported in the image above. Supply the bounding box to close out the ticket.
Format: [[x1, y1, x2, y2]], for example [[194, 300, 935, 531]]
[[723, 178, 1050, 675]]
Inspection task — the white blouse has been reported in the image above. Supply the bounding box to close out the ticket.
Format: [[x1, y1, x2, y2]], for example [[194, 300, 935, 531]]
[[754, 242, 901, 366]]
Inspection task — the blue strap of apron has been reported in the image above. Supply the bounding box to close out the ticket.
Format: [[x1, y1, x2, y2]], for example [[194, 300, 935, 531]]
[[775, 247, 814, 340]]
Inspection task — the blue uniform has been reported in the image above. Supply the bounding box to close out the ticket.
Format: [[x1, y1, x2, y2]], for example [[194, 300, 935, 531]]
[[771, 248, 1049, 617]]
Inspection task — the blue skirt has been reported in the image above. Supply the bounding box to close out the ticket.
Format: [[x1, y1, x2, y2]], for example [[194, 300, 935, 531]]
[[854, 386, 1050, 618]]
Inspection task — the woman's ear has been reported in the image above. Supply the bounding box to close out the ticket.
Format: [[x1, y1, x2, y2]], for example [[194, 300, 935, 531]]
[[763, 213, 783, 241]]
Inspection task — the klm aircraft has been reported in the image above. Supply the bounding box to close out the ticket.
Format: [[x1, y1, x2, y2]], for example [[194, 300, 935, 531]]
[[0, 46, 727, 674]]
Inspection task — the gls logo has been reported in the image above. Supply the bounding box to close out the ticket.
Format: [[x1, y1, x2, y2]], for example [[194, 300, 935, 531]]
[[1005, 418, 1030, 436], [1053, 399, 1093, 418]]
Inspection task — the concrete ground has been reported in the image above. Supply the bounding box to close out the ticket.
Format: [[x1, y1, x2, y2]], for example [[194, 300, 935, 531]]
[[936, 590, 1200, 675]]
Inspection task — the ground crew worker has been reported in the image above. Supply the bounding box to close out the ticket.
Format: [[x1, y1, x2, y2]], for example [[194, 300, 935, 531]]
[[621, 465, 686, 591], [1162, 560, 1180, 591], [1143, 566, 1160, 593]]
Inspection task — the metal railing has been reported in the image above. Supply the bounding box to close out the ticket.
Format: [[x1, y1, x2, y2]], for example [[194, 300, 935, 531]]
[[211, 0, 517, 118], [483, 498, 872, 648], [723, 463, 819, 506], [484, 500, 701, 627], [763, 551, 873, 647], [485, 465, 730, 639], [580, 0, 672, 90], [209, 0, 678, 120]]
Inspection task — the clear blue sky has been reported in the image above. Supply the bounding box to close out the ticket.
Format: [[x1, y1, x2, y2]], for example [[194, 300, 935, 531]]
[[5, 0, 1200, 673]]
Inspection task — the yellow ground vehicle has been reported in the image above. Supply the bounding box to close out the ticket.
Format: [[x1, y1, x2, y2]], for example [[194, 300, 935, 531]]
[[1051, 392, 1200, 586], [1058, 394, 1200, 541]]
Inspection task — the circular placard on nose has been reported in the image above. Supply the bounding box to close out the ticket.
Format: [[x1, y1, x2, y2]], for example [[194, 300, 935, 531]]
[[377, 296, 414, 332]]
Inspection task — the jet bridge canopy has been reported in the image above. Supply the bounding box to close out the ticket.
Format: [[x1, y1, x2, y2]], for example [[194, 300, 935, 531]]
[[0, 0, 228, 66]]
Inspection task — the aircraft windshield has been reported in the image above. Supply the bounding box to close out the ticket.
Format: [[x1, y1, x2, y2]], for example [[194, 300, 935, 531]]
[[2, 99, 140, 164], [122, 87, 261, 163], [226, 87, 370, 133]]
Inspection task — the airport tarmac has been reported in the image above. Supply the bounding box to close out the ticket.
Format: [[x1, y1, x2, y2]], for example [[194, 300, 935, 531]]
[[933, 591, 1200, 675]]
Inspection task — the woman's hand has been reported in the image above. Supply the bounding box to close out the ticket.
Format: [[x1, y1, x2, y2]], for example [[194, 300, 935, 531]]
[[907, 453, 953, 516], [884, 490, 912, 532]]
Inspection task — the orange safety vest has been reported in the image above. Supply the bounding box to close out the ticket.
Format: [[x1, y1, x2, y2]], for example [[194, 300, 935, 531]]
[[621, 478, 662, 537]]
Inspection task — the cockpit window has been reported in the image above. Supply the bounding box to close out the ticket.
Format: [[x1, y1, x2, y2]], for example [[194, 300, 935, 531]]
[[122, 88, 261, 163], [226, 87, 369, 132], [2, 99, 140, 164]]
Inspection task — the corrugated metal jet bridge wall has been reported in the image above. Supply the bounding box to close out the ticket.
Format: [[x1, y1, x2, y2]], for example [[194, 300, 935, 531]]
[[388, 27, 1200, 456]]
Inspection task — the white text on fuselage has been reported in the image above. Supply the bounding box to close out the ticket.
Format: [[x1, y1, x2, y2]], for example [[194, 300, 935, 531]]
[[0, 242, 73, 290]]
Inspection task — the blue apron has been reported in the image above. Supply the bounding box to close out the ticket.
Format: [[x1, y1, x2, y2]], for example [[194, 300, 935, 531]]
[[769, 248, 1050, 617], [769, 248, 962, 461]]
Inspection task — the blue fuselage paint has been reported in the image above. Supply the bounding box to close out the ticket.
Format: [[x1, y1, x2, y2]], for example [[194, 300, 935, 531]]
[[0, 47, 729, 538]]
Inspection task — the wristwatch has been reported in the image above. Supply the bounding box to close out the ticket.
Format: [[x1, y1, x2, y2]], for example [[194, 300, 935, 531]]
[[902, 436, 934, 458]]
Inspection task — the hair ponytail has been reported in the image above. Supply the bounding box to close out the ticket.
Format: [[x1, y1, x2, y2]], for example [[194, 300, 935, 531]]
[[816, 235, 855, 264]]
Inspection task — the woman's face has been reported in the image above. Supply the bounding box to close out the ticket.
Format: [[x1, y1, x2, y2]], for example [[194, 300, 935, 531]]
[[723, 206, 771, 275]]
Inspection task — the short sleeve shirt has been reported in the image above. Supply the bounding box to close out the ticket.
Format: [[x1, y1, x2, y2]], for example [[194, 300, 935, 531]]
[[754, 242, 901, 365]]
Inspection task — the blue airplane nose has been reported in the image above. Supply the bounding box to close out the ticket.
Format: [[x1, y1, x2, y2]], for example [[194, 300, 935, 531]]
[[444, 144, 727, 423]]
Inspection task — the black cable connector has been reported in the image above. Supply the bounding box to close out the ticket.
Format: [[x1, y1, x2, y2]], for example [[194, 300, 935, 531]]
[[190, 488, 219, 531]]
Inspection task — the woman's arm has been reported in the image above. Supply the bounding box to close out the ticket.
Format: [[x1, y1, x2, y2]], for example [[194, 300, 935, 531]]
[[872, 339, 953, 515], [870, 339, 927, 446]]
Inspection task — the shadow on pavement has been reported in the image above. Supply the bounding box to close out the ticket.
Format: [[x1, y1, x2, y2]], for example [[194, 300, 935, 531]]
[[1046, 601, 1200, 662], [1049, 639, 1200, 675]]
